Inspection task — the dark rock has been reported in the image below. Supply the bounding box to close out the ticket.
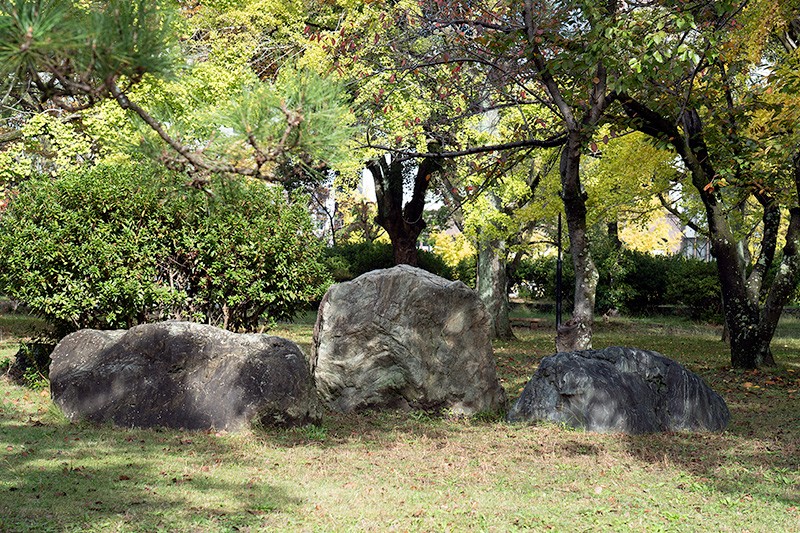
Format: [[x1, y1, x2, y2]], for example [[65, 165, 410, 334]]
[[50, 321, 322, 430], [311, 265, 507, 416], [506, 346, 730, 433]]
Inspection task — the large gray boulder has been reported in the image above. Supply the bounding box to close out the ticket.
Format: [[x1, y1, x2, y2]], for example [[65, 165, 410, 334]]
[[50, 321, 322, 430], [311, 265, 507, 416], [506, 346, 730, 434]]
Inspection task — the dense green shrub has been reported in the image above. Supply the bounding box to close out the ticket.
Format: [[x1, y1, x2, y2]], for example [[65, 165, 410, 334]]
[[664, 258, 722, 321], [621, 250, 672, 313], [323, 242, 394, 281], [322, 241, 453, 282], [452, 254, 477, 289], [513, 241, 722, 320], [0, 163, 330, 336], [418, 249, 455, 281], [513, 254, 566, 301], [7, 342, 56, 387]]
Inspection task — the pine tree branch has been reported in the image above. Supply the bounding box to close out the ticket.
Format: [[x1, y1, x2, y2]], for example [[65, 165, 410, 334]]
[[108, 82, 289, 181]]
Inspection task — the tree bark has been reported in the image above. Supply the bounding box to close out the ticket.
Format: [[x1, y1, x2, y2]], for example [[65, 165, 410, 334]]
[[556, 133, 598, 351], [476, 236, 515, 340], [475, 191, 515, 340], [367, 154, 440, 267]]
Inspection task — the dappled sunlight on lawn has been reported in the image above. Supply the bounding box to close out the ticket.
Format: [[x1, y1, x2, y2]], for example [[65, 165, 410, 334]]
[[0, 313, 798, 531]]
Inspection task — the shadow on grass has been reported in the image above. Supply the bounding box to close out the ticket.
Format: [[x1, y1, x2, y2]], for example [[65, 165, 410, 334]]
[[620, 370, 800, 509], [0, 399, 301, 532], [622, 429, 800, 508], [3, 314, 799, 530]]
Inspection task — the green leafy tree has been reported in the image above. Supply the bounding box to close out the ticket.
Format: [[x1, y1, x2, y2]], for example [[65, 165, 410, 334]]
[[304, 0, 714, 350], [618, 1, 800, 368]]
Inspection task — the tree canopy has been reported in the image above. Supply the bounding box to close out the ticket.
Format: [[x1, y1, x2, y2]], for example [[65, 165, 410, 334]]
[[1, 0, 799, 367]]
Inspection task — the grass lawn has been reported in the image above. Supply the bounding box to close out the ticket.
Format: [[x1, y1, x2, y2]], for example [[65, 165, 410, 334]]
[[1, 310, 799, 532]]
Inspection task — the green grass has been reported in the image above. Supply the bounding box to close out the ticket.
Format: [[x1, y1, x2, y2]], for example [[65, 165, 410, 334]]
[[1, 311, 799, 532], [0, 311, 46, 359]]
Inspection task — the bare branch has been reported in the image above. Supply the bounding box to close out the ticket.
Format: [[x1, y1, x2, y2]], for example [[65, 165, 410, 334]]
[[363, 133, 567, 160], [657, 192, 703, 234], [424, 18, 520, 34]]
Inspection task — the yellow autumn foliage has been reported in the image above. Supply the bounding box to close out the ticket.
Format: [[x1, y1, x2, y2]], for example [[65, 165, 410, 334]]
[[430, 230, 476, 268]]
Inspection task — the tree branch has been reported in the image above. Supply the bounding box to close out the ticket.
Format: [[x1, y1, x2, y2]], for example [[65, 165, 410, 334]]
[[0, 129, 23, 145], [109, 82, 289, 181], [658, 192, 703, 234], [424, 18, 520, 34], [363, 133, 567, 160]]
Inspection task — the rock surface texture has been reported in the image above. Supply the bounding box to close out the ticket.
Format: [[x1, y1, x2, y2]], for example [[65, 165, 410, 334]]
[[50, 321, 322, 430], [506, 346, 730, 434], [311, 265, 507, 415]]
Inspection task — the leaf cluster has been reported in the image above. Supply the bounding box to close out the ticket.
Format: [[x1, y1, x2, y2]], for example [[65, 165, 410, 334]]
[[0, 0, 355, 186]]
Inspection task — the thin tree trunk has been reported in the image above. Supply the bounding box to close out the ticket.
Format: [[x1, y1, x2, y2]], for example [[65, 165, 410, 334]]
[[556, 135, 597, 352], [608, 221, 622, 250], [477, 234, 515, 340], [524, 0, 615, 352]]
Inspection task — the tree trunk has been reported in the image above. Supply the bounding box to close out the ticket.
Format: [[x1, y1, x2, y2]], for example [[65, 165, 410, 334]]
[[477, 233, 515, 340], [556, 135, 597, 352], [723, 206, 800, 368], [681, 109, 796, 369], [607, 221, 622, 250], [367, 154, 440, 267], [391, 232, 422, 266], [524, 0, 614, 352], [620, 98, 800, 369]]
